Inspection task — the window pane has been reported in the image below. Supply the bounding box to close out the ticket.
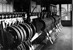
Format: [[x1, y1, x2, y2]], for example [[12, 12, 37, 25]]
[[0, 3, 2, 12], [56, 4, 60, 15]]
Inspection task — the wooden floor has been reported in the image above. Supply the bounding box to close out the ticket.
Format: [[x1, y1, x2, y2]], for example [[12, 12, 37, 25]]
[[41, 27, 72, 50]]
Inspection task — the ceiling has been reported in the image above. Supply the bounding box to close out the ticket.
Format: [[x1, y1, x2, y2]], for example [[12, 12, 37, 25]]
[[6, 0, 72, 4], [32, 0, 72, 4]]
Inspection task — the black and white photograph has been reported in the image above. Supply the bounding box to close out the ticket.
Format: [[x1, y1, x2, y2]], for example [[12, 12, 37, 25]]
[[0, 0, 72, 50]]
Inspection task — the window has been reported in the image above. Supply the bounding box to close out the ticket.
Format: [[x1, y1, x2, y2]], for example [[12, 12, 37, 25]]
[[0, 1, 13, 12], [61, 4, 72, 20]]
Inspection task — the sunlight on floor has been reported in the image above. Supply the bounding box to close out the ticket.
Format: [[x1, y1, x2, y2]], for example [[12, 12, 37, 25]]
[[41, 26, 72, 50]]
